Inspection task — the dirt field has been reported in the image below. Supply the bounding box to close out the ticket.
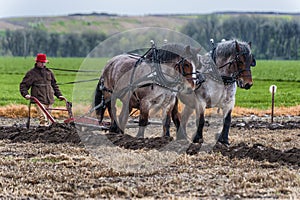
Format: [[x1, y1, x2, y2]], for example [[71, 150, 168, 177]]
[[0, 116, 299, 199]]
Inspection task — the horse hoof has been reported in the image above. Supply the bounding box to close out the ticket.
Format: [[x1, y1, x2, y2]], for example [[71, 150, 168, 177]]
[[192, 134, 203, 143], [192, 138, 203, 144], [136, 135, 144, 139], [176, 137, 187, 141], [164, 132, 170, 137], [109, 127, 123, 134], [217, 139, 230, 147]]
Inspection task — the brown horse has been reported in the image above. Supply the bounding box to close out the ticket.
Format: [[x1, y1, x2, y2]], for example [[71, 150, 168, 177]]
[[94, 43, 199, 137], [177, 40, 256, 146]]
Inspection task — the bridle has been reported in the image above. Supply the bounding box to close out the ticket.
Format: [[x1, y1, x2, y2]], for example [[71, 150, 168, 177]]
[[150, 47, 195, 87], [217, 50, 255, 85], [174, 57, 192, 77]]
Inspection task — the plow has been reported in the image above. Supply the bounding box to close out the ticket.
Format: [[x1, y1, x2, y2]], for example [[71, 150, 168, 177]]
[[27, 96, 163, 131], [27, 96, 110, 130]]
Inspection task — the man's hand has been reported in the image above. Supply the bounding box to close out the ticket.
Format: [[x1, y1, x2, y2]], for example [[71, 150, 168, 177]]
[[58, 96, 66, 101], [25, 94, 31, 100]]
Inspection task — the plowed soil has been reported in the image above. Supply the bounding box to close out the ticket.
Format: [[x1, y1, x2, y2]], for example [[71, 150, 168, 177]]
[[0, 117, 299, 199]]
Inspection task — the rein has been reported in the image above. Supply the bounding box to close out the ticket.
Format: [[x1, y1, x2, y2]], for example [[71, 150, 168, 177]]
[[57, 78, 99, 85], [217, 51, 251, 85], [174, 57, 189, 77], [144, 45, 187, 89], [49, 67, 101, 85], [49, 67, 99, 73]]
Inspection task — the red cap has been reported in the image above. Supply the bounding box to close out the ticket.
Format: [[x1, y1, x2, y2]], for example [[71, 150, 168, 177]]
[[35, 53, 48, 63]]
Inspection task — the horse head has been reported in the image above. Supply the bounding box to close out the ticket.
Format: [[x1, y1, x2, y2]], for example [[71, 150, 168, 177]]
[[179, 45, 202, 88], [172, 45, 200, 88], [155, 44, 200, 89], [234, 41, 256, 89], [216, 40, 256, 90]]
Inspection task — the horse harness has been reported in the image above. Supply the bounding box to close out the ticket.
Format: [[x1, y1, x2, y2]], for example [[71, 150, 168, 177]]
[[130, 49, 191, 103], [211, 45, 253, 86], [97, 46, 192, 108]]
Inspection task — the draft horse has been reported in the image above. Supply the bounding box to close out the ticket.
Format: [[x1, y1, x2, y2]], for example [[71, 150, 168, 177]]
[[177, 40, 256, 146], [94, 43, 198, 137]]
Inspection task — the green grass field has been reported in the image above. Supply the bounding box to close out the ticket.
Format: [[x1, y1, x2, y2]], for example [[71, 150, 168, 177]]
[[236, 60, 300, 109], [0, 57, 299, 109]]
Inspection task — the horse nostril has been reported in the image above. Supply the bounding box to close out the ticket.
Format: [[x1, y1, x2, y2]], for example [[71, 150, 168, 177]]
[[245, 83, 252, 90]]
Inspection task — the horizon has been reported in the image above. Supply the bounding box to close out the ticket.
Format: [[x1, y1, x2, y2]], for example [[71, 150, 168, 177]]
[[1, 10, 300, 20], [1, 0, 299, 19]]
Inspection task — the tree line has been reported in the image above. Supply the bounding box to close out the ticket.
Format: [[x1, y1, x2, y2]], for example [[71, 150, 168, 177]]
[[1, 14, 299, 59], [182, 15, 300, 60], [0, 29, 106, 57]]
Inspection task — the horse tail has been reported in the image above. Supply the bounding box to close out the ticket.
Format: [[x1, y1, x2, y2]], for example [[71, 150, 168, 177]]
[[93, 79, 106, 123]]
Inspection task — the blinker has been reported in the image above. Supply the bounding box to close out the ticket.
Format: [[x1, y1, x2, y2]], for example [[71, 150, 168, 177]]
[[251, 57, 256, 67]]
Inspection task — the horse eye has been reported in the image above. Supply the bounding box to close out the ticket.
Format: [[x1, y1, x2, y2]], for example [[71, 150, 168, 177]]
[[238, 58, 244, 64], [251, 57, 256, 67]]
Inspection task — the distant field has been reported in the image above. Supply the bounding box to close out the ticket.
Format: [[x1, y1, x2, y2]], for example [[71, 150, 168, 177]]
[[0, 15, 190, 35], [236, 60, 300, 109], [0, 57, 299, 109]]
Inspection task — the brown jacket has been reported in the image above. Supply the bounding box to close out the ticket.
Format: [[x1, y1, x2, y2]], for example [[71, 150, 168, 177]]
[[20, 64, 62, 105]]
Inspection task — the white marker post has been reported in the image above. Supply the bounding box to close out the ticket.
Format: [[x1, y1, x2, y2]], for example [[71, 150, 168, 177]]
[[269, 85, 277, 123]]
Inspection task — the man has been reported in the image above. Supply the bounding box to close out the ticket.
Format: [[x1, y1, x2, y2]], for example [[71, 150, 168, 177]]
[[20, 53, 65, 126]]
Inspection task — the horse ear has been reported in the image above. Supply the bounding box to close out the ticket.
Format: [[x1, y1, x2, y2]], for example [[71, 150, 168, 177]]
[[235, 40, 241, 53], [248, 41, 252, 48], [185, 45, 201, 55], [185, 45, 191, 54]]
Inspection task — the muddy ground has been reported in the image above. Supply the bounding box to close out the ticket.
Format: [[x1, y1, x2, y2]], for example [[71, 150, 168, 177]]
[[0, 116, 299, 199]]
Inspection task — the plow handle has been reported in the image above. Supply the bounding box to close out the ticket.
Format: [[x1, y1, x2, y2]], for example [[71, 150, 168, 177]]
[[30, 96, 56, 123], [26, 102, 31, 129]]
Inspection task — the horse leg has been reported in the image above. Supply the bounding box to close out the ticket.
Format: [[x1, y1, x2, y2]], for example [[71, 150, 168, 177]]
[[118, 102, 131, 134], [171, 98, 181, 131], [176, 105, 193, 140], [217, 110, 232, 146], [192, 113, 205, 143], [162, 97, 177, 137], [136, 102, 149, 138], [163, 113, 171, 137], [108, 103, 121, 133], [109, 96, 123, 134], [98, 99, 112, 125], [106, 101, 112, 123], [97, 105, 106, 123], [136, 113, 148, 138]]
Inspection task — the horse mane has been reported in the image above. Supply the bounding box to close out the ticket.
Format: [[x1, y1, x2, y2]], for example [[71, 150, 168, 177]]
[[160, 43, 187, 57], [159, 43, 186, 62], [145, 43, 186, 62], [215, 40, 251, 59]]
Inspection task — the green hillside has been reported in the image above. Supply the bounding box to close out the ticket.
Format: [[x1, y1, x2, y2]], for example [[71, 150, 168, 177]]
[[1, 12, 299, 59], [0, 14, 193, 35]]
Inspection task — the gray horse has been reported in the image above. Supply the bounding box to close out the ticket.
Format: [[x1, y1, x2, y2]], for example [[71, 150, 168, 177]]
[[177, 40, 256, 146]]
